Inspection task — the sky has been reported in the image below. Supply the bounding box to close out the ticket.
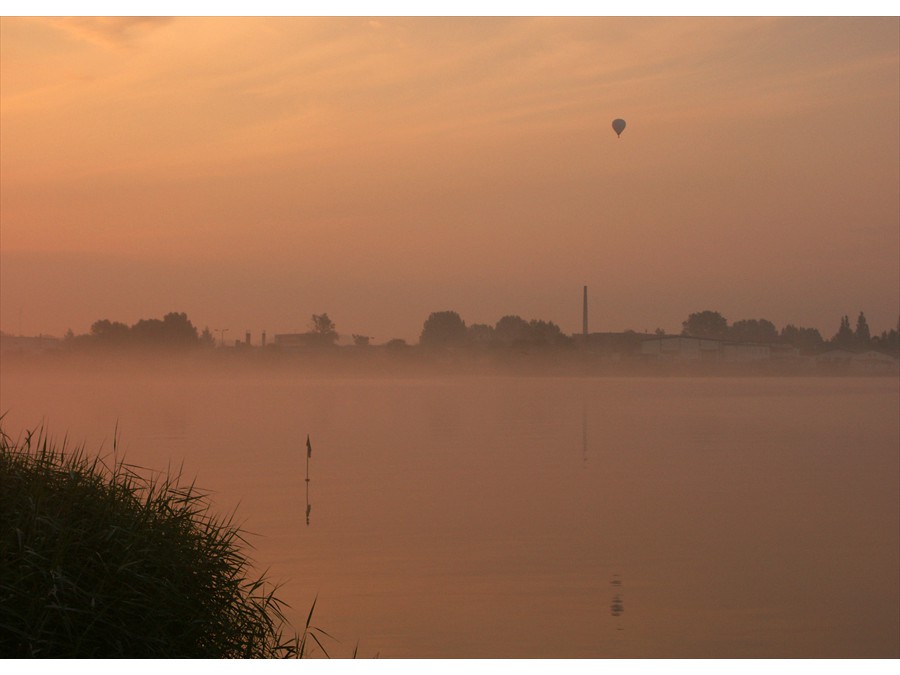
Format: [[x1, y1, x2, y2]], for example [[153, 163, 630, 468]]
[[1, 15, 898, 343]]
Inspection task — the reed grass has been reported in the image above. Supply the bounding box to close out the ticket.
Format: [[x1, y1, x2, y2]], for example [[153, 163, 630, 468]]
[[0, 424, 316, 658]]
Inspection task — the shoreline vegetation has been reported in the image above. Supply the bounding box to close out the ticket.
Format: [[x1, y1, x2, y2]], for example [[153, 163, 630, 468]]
[[1, 309, 898, 376], [0, 424, 333, 658]]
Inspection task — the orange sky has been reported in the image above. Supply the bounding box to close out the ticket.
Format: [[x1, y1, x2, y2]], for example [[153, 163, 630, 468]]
[[1, 16, 898, 342]]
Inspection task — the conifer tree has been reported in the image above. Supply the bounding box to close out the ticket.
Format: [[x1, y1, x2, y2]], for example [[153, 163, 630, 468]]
[[832, 315, 854, 348], [855, 311, 871, 344]]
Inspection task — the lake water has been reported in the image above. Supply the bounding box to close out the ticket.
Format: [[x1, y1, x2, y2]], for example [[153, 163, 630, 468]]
[[2, 363, 898, 658]]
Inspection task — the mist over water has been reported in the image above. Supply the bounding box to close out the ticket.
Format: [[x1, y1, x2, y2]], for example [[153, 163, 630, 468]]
[[2, 361, 898, 658]]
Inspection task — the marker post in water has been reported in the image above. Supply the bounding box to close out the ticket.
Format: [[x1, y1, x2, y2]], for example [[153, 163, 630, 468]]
[[305, 435, 312, 526], [305, 434, 312, 482]]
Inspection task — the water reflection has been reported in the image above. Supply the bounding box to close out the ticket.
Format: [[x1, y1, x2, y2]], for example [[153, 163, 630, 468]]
[[581, 398, 588, 465], [2, 371, 896, 657], [305, 481, 312, 527], [305, 434, 312, 527], [611, 575, 624, 631]]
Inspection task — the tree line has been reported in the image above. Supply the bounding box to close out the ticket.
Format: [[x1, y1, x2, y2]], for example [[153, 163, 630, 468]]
[[680, 310, 898, 354], [64, 312, 212, 350], [419, 311, 572, 350], [60, 308, 899, 356]]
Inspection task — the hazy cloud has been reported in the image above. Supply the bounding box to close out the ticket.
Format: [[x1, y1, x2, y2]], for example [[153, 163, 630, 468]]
[[45, 16, 175, 49]]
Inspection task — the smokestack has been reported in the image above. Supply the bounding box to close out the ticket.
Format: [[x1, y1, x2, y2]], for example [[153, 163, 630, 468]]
[[245, 331, 251, 346], [262, 331, 266, 348], [583, 286, 588, 337]]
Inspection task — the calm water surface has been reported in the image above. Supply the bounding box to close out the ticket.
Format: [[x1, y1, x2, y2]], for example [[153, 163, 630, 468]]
[[2, 366, 898, 658]]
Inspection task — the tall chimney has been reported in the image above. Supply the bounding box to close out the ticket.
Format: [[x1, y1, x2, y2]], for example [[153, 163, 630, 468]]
[[583, 285, 588, 337], [262, 331, 267, 348]]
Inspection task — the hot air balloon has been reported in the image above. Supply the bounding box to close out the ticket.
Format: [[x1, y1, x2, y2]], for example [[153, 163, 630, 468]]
[[612, 118, 626, 138]]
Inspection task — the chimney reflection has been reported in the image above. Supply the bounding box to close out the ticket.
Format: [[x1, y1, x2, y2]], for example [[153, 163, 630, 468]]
[[582, 398, 588, 465], [611, 574, 624, 631]]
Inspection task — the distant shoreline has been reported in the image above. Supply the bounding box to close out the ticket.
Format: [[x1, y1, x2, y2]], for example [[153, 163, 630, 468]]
[[2, 345, 897, 378]]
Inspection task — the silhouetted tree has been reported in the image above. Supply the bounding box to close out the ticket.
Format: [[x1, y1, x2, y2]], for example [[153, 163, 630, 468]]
[[352, 334, 372, 347], [90, 319, 130, 344], [872, 324, 899, 356], [385, 338, 409, 352], [729, 318, 778, 343], [832, 315, 854, 348], [130, 318, 165, 343], [494, 315, 531, 344], [528, 319, 571, 347], [467, 323, 495, 346], [310, 313, 338, 344], [199, 327, 215, 348], [420, 311, 467, 348], [63, 327, 96, 350], [162, 312, 200, 345], [780, 324, 824, 352], [681, 311, 728, 339], [129, 313, 198, 347], [855, 312, 871, 344]]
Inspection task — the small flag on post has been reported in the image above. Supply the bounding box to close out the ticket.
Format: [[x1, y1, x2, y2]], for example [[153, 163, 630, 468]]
[[306, 435, 312, 458]]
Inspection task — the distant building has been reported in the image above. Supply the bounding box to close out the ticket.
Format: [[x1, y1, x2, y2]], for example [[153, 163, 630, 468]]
[[0, 333, 62, 353], [816, 349, 900, 373], [814, 349, 855, 366], [640, 335, 725, 361], [722, 342, 771, 363], [770, 344, 801, 360], [850, 350, 900, 373], [577, 331, 648, 357], [640, 335, 774, 362], [273, 332, 333, 349]]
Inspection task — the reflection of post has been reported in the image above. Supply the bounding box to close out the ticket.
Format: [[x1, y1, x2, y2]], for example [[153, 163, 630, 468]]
[[611, 574, 624, 631], [582, 398, 588, 464], [305, 480, 311, 527], [305, 435, 312, 526]]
